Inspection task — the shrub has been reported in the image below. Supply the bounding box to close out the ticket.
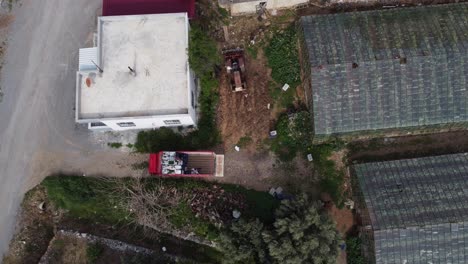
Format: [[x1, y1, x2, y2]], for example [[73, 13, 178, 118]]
[[107, 142, 122, 148], [134, 127, 187, 152], [86, 243, 104, 263], [346, 237, 365, 264]]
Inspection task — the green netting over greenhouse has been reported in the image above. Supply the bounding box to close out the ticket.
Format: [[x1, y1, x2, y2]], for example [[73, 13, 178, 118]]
[[353, 153, 468, 263], [300, 3, 468, 135]]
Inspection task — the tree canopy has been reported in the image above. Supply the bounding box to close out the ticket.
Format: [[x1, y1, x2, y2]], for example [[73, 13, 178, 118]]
[[219, 194, 342, 264]]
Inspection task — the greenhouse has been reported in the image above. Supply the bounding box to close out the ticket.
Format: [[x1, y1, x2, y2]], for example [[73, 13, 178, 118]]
[[352, 153, 468, 263], [300, 3, 468, 135]]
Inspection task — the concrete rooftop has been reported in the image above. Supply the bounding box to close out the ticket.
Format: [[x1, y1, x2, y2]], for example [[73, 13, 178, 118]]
[[78, 13, 189, 120]]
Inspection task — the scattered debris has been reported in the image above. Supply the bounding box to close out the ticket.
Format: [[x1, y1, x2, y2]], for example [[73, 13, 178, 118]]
[[37, 201, 45, 211], [232, 210, 241, 219], [269, 130, 277, 138], [344, 199, 355, 209], [269, 188, 275, 196]]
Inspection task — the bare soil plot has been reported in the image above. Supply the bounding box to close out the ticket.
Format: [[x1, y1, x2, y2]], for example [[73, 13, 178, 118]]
[[217, 49, 272, 152]]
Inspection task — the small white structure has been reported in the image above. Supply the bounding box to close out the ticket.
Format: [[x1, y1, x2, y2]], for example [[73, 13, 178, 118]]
[[219, 0, 309, 16], [76, 13, 198, 131]]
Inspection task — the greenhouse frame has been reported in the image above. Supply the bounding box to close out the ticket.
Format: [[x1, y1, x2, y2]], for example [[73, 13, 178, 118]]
[[300, 3, 468, 136], [352, 153, 468, 263]]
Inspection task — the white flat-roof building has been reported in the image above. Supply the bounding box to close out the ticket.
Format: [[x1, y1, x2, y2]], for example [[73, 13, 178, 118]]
[[76, 13, 198, 131]]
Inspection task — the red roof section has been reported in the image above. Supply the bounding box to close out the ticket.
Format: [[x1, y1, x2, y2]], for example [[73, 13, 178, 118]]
[[103, 0, 195, 18]]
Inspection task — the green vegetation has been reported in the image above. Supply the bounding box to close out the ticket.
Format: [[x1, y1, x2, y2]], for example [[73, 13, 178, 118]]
[[269, 114, 345, 205], [217, 4, 230, 20], [311, 139, 346, 207], [269, 80, 296, 108], [246, 45, 259, 59], [346, 237, 365, 264], [135, 128, 187, 152], [42, 176, 129, 224], [42, 175, 277, 241], [265, 25, 301, 108], [237, 136, 253, 148], [219, 194, 342, 264], [107, 142, 122, 148], [270, 111, 314, 162], [86, 243, 104, 264], [135, 24, 221, 153], [221, 184, 279, 224], [126, 143, 134, 148], [169, 202, 219, 240]]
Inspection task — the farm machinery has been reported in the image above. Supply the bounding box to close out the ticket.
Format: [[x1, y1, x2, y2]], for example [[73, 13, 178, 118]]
[[223, 48, 247, 92]]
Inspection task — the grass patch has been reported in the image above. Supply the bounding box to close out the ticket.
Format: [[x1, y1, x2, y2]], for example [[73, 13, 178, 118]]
[[269, 80, 296, 108], [237, 136, 253, 148], [310, 139, 346, 207], [42, 176, 129, 224], [270, 111, 314, 162], [169, 202, 219, 240], [107, 142, 122, 149]]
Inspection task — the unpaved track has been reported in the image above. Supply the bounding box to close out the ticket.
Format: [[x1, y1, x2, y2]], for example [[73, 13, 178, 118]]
[[0, 0, 145, 257]]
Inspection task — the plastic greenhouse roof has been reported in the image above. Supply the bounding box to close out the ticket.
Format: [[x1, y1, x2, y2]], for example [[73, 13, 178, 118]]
[[301, 3, 468, 135], [353, 153, 468, 263]]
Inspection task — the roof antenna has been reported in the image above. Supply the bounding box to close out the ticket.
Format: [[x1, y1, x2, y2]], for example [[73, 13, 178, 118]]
[[128, 66, 136, 76], [91, 60, 103, 73]]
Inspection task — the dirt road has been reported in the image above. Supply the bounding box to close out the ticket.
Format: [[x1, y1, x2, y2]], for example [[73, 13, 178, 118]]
[[0, 0, 146, 257]]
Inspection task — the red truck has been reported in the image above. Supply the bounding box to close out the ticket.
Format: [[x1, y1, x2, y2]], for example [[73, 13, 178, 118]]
[[149, 151, 224, 177]]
